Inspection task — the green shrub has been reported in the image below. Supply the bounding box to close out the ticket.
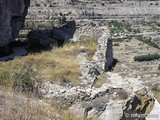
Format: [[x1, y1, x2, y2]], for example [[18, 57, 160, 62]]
[[134, 53, 160, 62], [108, 20, 131, 34], [136, 36, 159, 49]]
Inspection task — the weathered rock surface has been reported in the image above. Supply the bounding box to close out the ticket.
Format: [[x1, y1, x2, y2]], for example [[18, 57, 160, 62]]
[[36, 72, 155, 120], [0, 0, 30, 55], [34, 24, 156, 120], [70, 20, 106, 41], [80, 60, 100, 87]]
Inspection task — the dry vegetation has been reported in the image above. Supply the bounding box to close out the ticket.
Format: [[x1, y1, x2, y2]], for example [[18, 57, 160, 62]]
[[0, 88, 91, 120], [93, 73, 110, 88], [0, 39, 97, 90], [0, 39, 97, 120]]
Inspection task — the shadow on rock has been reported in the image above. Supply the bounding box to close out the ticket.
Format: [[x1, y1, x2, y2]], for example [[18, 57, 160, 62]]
[[0, 21, 76, 62], [27, 20, 76, 52], [106, 58, 118, 71]]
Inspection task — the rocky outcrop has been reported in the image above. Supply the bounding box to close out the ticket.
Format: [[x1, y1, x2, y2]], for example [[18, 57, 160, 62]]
[[151, 82, 160, 91], [80, 60, 100, 87], [0, 0, 30, 55], [36, 72, 155, 120]]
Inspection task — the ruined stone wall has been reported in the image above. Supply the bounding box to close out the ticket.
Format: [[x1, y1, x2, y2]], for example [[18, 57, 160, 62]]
[[80, 28, 113, 86], [93, 30, 113, 72], [105, 38, 113, 71], [0, 0, 30, 48]]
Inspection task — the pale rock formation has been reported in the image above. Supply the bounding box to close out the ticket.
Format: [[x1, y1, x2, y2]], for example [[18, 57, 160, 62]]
[[146, 99, 160, 120], [70, 20, 102, 41], [36, 72, 155, 120], [80, 60, 100, 87]]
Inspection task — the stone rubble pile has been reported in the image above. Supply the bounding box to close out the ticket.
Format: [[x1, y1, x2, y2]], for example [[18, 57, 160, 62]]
[[36, 26, 156, 119], [37, 72, 155, 120]]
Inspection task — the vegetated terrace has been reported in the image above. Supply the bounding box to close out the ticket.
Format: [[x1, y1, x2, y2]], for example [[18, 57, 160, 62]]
[[0, 39, 97, 93]]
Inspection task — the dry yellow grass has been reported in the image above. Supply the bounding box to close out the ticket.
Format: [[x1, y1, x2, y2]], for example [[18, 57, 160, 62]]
[[0, 39, 97, 90], [0, 88, 84, 120], [93, 73, 110, 88], [0, 39, 100, 120]]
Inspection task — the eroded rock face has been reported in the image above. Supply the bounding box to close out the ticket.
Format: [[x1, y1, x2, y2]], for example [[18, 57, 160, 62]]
[[0, 0, 30, 55]]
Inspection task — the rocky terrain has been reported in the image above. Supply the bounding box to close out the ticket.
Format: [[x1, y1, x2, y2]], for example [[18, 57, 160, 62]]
[[25, 0, 160, 28], [0, 0, 160, 120]]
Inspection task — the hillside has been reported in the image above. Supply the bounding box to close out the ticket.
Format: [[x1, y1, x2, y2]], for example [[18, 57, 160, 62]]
[[0, 0, 160, 120], [27, 0, 160, 23]]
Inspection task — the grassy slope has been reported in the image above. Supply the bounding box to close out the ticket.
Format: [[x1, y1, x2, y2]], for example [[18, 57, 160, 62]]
[[0, 88, 96, 120], [0, 39, 98, 120], [0, 39, 97, 90]]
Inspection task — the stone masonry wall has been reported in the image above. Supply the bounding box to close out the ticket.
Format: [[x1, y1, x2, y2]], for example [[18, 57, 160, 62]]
[[80, 28, 113, 86], [105, 38, 113, 71], [93, 30, 113, 72]]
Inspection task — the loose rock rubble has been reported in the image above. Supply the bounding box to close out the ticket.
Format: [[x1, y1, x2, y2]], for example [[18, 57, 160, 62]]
[[37, 72, 155, 120], [36, 26, 156, 120]]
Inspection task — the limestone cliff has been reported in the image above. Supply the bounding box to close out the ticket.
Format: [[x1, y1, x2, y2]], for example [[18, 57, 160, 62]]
[[0, 0, 30, 55]]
